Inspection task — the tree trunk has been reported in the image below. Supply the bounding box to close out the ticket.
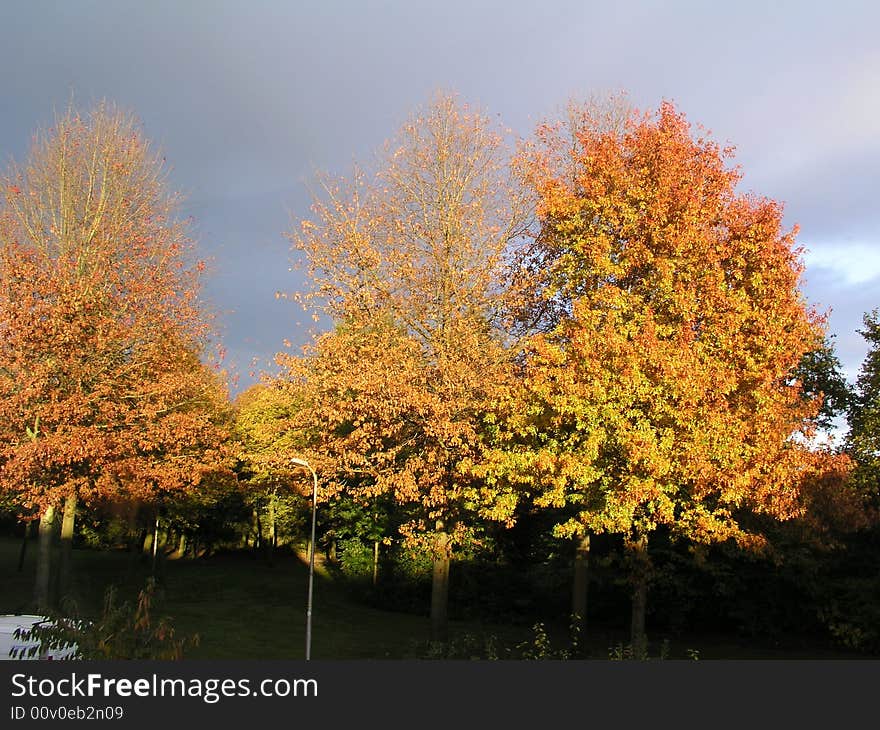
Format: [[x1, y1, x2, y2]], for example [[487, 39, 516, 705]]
[[17, 520, 32, 573], [571, 532, 590, 639], [430, 526, 450, 644], [266, 493, 276, 566], [34, 505, 56, 612], [629, 533, 650, 660], [153, 524, 168, 583], [252, 509, 261, 552], [143, 529, 154, 554], [151, 515, 160, 576], [58, 493, 77, 600], [176, 532, 187, 559], [372, 539, 380, 587]]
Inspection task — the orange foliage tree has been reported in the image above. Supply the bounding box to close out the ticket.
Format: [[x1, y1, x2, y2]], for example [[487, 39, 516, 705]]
[[0, 103, 232, 609], [513, 100, 826, 655], [283, 93, 532, 641]]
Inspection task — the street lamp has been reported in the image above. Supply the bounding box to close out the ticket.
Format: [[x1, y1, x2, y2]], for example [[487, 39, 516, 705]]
[[291, 457, 318, 661]]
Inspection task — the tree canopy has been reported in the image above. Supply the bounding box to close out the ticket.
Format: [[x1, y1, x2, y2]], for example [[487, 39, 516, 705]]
[[0, 103, 231, 516], [284, 93, 532, 639]]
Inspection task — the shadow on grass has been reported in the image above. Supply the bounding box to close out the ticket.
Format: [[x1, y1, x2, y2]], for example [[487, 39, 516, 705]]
[[2, 537, 868, 660], [1, 538, 529, 659]]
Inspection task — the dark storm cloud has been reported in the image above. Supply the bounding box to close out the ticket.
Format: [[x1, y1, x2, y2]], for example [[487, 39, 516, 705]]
[[1, 0, 877, 401]]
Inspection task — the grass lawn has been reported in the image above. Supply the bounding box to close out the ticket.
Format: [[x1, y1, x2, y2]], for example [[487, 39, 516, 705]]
[[0, 536, 866, 660], [0, 537, 531, 659]]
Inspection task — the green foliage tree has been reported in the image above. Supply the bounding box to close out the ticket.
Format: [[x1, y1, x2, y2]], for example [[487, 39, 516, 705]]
[[233, 383, 310, 563], [847, 310, 880, 505], [793, 335, 852, 430]]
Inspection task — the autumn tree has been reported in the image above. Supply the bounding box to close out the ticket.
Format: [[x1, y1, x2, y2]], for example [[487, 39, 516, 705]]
[[0, 103, 231, 609], [233, 382, 311, 563], [284, 93, 532, 641], [514, 100, 825, 656]]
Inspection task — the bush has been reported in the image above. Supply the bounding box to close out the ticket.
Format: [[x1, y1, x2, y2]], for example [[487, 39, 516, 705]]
[[338, 538, 373, 582], [13, 578, 199, 660]]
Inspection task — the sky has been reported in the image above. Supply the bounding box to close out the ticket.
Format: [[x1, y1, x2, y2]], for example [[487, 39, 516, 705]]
[[1, 0, 878, 437]]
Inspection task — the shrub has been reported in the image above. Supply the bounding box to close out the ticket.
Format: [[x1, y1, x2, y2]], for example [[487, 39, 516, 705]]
[[13, 578, 198, 660]]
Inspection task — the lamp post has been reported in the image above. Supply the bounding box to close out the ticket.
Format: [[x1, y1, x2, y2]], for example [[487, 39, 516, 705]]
[[291, 457, 318, 661]]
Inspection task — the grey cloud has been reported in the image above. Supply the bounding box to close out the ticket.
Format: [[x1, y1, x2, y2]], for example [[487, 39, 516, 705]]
[[2, 0, 878, 397], [801, 266, 878, 384]]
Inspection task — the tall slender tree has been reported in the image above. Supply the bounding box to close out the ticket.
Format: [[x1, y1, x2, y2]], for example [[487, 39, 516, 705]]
[[847, 310, 880, 506], [285, 93, 532, 641]]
